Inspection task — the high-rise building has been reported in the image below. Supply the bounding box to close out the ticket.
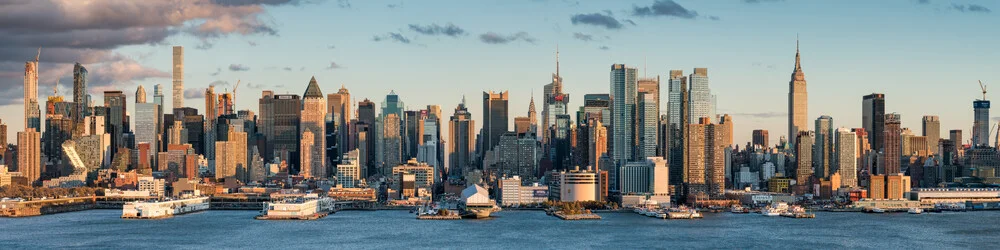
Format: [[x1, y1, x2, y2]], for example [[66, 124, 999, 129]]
[[795, 131, 815, 190], [337, 149, 361, 188], [618, 157, 670, 197], [72, 63, 88, 125], [301, 77, 326, 178], [205, 86, 217, 166], [17, 130, 41, 185], [836, 128, 858, 188], [542, 48, 564, 148], [667, 70, 689, 193], [104, 91, 127, 159], [589, 118, 608, 171], [637, 92, 658, 159], [24, 58, 41, 132], [883, 113, 902, 175], [215, 125, 247, 182], [449, 97, 475, 177], [863, 93, 886, 152], [153, 84, 165, 147], [718, 114, 733, 149], [134, 85, 160, 171], [273, 94, 301, 169], [752, 129, 769, 148], [788, 40, 808, 147], [610, 64, 637, 166], [172, 46, 184, 109], [482, 91, 509, 153], [382, 113, 402, 174], [689, 68, 714, 124], [358, 99, 376, 172], [814, 115, 834, 178], [922, 116, 940, 154], [973, 100, 990, 148], [582, 94, 611, 125]]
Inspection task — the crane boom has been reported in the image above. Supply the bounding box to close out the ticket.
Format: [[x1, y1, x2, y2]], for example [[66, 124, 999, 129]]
[[36, 47, 40, 62], [979, 80, 987, 100]]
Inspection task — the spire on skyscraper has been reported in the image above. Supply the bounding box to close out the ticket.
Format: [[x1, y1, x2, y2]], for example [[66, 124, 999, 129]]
[[555, 44, 560, 77], [795, 34, 801, 71]]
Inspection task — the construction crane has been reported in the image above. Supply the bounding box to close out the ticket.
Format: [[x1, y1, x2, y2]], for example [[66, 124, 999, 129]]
[[35, 47, 41, 62], [232, 79, 241, 107], [979, 80, 987, 100]]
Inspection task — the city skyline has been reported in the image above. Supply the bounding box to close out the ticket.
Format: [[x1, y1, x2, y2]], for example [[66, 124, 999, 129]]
[[0, 0, 997, 146]]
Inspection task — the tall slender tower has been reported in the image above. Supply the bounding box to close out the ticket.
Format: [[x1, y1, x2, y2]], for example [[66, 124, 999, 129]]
[[72, 63, 88, 125], [482, 90, 509, 152], [449, 97, 474, 177], [883, 113, 902, 175], [24, 55, 40, 131], [542, 47, 563, 148], [863, 93, 886, 151], [788, 38, 808, 147], [610, 64, 637, 166], [528, 95, 537, 135], [814, 115, 834, 178], [172, 46, 184, 109], [922, 115, 940, 154], [973, 100, 990, 148]]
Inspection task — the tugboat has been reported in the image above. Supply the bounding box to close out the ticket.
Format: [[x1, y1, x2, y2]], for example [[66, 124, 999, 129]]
[[730, 205, 748, 214]]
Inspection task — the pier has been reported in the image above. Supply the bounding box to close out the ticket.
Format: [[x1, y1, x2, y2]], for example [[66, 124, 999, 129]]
[[0, 197, 96, 217]]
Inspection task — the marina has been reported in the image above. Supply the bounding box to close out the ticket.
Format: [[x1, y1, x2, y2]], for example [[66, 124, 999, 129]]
[[121, 197, 210, 219]]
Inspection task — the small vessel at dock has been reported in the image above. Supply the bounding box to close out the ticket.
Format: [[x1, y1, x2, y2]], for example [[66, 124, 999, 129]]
[[908, 207, 923, 214]]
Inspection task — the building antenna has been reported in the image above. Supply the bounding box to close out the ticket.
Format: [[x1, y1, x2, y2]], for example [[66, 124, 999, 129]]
[[644, 56, 647, 78]]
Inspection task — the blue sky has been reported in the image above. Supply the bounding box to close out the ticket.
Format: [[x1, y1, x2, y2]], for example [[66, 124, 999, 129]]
[[1, 0, 997, 146]]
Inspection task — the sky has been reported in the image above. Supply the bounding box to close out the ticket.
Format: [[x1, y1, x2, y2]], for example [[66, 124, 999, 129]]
[[0, 0, 997, 146]]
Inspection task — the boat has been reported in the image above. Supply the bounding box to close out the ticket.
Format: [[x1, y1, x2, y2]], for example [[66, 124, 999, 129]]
[[761, 202, 788, 217], [122, 196, 210, 219], [780, 205, 815, 218], [871, 208, 886, 213], [256, 195, 335, 220], [666, 206, 701, 219], [459, 185, 496, 219], [908, 207, 923, 214], [730, 205, 748, 214]]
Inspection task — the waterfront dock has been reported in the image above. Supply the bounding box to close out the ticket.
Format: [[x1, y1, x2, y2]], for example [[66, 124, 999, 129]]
[[417, 213, 461, 220], [553, 211, 602, 220], [0, 197, 96, 217], [255, 196, 335, 220]]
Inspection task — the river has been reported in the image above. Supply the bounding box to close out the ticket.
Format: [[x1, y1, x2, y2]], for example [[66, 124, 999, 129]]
[[1, 209, 996, 249]]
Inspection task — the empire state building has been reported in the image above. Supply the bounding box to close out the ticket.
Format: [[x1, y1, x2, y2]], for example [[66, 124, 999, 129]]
[[788, 39, 808, 146]]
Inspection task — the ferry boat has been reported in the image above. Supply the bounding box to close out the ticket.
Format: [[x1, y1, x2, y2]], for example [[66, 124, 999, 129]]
[[256, 195, 335, 220], [871, 207, 886, 213], [908, 207, 923, 214], [780, 205, 815, 218], [666, 206, 702, 219], [730, 205, 749, 214], [122, 196, 210, 219]]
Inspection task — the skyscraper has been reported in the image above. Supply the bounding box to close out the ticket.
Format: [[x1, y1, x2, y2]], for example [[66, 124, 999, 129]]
[[104, 91, 127, 159], [589, 118, 608, 172], [686, 117, 725, 198], [482, 91, 509, 153], [752, 129, 769, 148], [172, 46, 184, 109], [358, 99, 376, 172], [836, 128, 858, 188], [328, 85, 352, 153], [922, 115, 940, 154], [17, 130, 41, 186], [301, 77, 326, 178], [610, 64, 637, 166], [883, 113, 902, 175], [72, 63, 88, 125], [795, 131, 815, 190], [527, 95, 538, 135], [205, 87, 217, 167], [863, 93, 885, 152], [667, 70, 688, 192], [134, 85, 160, 171], [449, 97, 474, 177], [541, 47, 567, 149], [788, 40, 808, 146], [814, 115, 834, 178], [637, 92, 658, 159], [24, 57, 40, 132], [215, 125, 247, 182], [582, 94, 611, 125], [973, 100, 990, 148], [689, 68, 714, 124]]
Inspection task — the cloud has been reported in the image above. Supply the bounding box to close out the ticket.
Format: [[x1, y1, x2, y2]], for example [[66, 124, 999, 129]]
[[598, 46, 610, 50], [184, 88, 205, 99], [732, 112, 787, 119], [245, 81, 265, 89], [624, 19, 637, 25], [283, 67, 293, 71], [408, 23, 466, 37], [327, 45, 336, 49], [229, 64, 250, 71], [478, 32, 537, 44], [326, 62, 344, 69], [248, 41, 258, 46], [570, 13, 624, 30], [951, 4, 991, 13], [372, 32, 412, 44], [210, 67, 222, 76], [337, 0, 351, 8], [631, 0, 700, 19], [573, 32, 594, 42], [915, 0, 930, 4]]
